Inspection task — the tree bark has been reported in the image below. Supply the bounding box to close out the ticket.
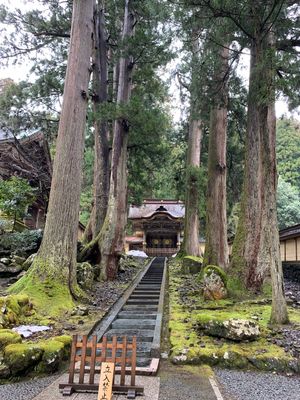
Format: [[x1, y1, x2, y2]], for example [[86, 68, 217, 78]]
[[83, 2, 110, 245], [11, 0, 94, 304], [204, 45, 229, 269], [182, 31, 202, 257], [98, 0, 134, 280], [231, 25, 288, 323]]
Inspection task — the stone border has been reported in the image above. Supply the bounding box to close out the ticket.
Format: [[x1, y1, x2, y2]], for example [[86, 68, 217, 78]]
[[151, 257, 167, 358], [88, 258, 155, 338]]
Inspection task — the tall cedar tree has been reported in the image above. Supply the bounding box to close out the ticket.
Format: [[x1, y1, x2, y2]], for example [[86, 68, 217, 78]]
[[230, 3, 288, 323], [182, 28, 202, 257], [83, 1, 110, 244], [190, 0, 300, 323], [204, 44, 229, 269], [10, 0, 94, 306]]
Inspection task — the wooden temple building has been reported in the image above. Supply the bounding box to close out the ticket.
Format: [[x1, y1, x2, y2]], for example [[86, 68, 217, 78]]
[[0, 130, 52, 229], [126, 199, 185, 257], [280, 223, 300, 264]]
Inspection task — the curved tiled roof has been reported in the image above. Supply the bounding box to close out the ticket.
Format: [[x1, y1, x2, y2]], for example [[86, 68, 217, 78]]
[[129, 199, 185, 219]]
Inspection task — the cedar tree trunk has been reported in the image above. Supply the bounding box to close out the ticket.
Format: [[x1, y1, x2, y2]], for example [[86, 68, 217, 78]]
[[182, 31, 202, 257], [98, 0, 134, 280], [10, 0, 94, 305], [83, 3, 110, 245], [204, 46, 229, 269], [231, 27, 288, 323]]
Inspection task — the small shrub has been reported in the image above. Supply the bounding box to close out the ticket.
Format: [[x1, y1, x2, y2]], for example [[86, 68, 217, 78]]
[[0, 229, 42, 256]]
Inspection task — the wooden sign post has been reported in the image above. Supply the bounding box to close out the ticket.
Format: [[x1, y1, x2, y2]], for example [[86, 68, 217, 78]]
[[98, 362, 115, 400]]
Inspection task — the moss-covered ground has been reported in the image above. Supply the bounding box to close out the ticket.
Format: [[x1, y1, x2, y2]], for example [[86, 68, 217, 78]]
[[0, 256, 147, 380], [168, 258, 300, 373]]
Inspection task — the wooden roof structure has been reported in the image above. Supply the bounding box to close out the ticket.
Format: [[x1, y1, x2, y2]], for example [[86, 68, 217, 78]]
[[279, 223, 300, 241], [0, 131, 52, 208], [129, 199, 185, 220]]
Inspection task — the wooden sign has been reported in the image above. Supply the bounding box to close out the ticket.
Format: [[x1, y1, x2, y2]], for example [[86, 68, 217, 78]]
[[98, 362, 115, 400]]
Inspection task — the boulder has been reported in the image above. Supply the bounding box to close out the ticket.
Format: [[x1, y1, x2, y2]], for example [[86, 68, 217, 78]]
[[202, 265, 227, 300], [11, 255, 26, 265], [36, 340, 65, 373], [0, 295, 31, 328], [71, 305, 89, 316], [4, 343, 43, 375], [0, 262, 23, 278], [0, 258, 10, 265], [0, 329, 22, 350], [77, 262, 94, 290], [182, 256, 203, 274], [22, 253, 37, 271], [197, 318, 260, 342], [0, 359, 10, 378]]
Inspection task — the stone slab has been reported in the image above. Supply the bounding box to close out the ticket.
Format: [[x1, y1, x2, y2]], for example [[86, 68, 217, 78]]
[[32, 373, 160, 400]]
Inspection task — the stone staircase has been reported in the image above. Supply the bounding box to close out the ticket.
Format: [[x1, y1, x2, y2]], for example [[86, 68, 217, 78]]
[[103, 257, 165, 367]]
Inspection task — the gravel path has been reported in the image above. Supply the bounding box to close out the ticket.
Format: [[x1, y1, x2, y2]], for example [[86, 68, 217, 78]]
[[215, 368, 300, 400], [0, 374, 60, 400]]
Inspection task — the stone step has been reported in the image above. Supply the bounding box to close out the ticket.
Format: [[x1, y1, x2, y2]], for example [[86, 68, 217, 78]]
[[122, 304, 158, 311], [126, 299, 159, 305], [104, 329, 154, 342], [118, 312, 157, 319], [112, 319, 156, 330], [133, 290, 160, 295], [136, 284, 161, 290], [130, 294, 160, 299], [136, 357, 152, 367]]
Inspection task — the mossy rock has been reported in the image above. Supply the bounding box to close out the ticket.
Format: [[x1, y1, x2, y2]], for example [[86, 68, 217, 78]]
[[0, 329, 22, 350], [0, 294, 31, 328], [182, 256, 203, 275], [196, 318, 260, 342], [4, 343, 43, 375], [201, 265, 227, 285], [248, 356, 289, 373], [221, 351, 249, 369], [53, 335, 72, 359], [77, 262, 94, 290], [36, 340, 65, 373]]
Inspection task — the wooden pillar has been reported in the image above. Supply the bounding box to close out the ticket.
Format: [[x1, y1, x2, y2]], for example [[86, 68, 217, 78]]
[[177, 231, 181, 250], [142, 231, 146, 252]]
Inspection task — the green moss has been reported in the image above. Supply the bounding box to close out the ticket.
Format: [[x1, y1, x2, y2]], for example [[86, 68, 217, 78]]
[[201, 265, 228, 285], [4, 343, 43, 375], [184, 255, 203, 264], [168, 258, 300, 373], [8, 272, 74, 317], [0, 295, 32, 328], [54, 335, 72, 359], [54, 335, 72, 346], [36, 340, 65, 373], [227, 276, 246, 298], [0, 329, 22, 349]]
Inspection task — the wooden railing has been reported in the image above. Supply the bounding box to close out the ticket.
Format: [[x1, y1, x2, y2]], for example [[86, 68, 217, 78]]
[[146, 247, 178, 257]]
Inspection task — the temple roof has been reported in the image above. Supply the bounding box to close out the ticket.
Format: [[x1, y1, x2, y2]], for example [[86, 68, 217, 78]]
[[279, 223, 300, 240], [129, 199, 185, 219]]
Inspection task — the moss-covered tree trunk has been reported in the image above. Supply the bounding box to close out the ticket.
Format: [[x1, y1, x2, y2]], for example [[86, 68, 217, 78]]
[[83, 3, 110, 245], [204, 45, 229, 269], [182, 31, 202, 257], [98, 0, 134, 280], [183, 119, 202, 256], [231, 25, 288, 323], [10, 0, 94, 307]]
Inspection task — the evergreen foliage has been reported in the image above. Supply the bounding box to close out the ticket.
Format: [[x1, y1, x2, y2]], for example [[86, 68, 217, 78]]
[[0, 177, 37, 230]]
